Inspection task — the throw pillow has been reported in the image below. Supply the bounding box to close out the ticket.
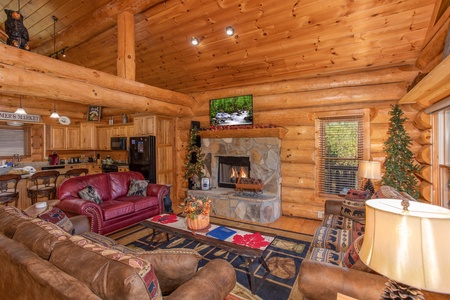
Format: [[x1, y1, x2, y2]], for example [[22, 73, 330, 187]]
[[38, 207, 75, 234], [340, 199, 366, 223], [371, 185, 403, 200], [78, 185, 102, 204], [127, 179, 148, 196], [344, 189, 371, 201], [341, 235, 374, 273]]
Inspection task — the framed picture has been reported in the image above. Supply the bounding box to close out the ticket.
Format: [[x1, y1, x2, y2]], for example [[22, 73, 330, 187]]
[[87, 106, 101, 121]]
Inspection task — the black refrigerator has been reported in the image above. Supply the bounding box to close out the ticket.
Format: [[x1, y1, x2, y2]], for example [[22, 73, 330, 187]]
[[129, 136, 156, 183]]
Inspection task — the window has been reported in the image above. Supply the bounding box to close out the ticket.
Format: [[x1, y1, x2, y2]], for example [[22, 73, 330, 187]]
[[434, 108, 450, 208], [0, 125, 31, 157], [316, 110, 368, 197]]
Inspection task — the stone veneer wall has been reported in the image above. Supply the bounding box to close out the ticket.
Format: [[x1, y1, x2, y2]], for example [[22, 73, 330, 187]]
[[197, 137, 282, 223]]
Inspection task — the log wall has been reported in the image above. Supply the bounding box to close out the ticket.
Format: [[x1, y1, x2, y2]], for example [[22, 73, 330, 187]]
[[174, 67, 421, 219]]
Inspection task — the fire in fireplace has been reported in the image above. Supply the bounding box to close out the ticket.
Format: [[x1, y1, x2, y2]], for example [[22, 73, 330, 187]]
[[218, 156, 250, 188]]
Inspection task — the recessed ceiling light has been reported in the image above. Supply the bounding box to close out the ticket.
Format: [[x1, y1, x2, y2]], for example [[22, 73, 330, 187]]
[[225, 26, 235, 36]]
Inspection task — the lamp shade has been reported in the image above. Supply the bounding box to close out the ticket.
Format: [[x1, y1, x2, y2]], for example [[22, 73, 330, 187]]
[[358, 161, 381, 180], [359, 199, 450, 294]]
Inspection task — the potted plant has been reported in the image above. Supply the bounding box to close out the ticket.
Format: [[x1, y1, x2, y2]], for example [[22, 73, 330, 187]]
[[182, 195, 211, 230], [184, 128, 205, 189], [381, 104, 422, 199]]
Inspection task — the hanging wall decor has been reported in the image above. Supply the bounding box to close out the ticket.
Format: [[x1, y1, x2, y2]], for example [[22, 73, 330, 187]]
[[87, 106, 101, 121]]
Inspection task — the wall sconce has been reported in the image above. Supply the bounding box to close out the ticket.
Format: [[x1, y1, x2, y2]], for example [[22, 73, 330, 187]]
[[360, 199, 450, 297], [358, 160, 381, 194], [225, 26, 235, 36], [50, 100, 60, 118], [15, 96, 27, 115]]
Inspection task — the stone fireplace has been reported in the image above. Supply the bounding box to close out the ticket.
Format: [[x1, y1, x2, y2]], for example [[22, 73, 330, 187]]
[[187, 135, 282, 223]]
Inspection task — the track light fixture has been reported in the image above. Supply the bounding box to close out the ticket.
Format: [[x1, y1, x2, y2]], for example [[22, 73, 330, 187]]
[[190, 37, 200, 46], [48, 16, 69, 59], [225, 26, 235, 36]]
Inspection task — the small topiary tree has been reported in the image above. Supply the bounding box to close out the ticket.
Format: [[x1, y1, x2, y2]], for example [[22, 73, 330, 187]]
[[381, 104, 422, 199]]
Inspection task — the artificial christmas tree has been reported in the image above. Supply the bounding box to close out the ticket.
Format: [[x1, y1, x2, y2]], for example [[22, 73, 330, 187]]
[[381, 105, 421, 199]]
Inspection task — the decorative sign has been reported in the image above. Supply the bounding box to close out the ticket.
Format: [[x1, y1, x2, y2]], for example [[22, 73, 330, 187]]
[[0, 112, 41, 123]]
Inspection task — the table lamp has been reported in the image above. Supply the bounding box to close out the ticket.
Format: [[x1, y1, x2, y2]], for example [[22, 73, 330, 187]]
[[360, 199, 450, 298], [358, 161, 381, 194]]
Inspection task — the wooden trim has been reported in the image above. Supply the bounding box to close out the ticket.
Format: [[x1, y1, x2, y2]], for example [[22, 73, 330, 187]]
[[198, 127, 288, 139], [399, 54, 450, 107]]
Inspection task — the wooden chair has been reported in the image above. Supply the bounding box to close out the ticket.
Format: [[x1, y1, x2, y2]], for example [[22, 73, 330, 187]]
[[0, 174, 22, 207], [27, 171, 59, 205], [64, 168, 89, 178]]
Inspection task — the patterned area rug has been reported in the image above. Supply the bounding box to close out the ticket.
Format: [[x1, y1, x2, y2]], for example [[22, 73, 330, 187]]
[[109, 221, 311, 300]]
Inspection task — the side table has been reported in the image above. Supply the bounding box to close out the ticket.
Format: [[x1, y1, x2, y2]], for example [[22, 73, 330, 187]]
[[24, 199, 60, 218]]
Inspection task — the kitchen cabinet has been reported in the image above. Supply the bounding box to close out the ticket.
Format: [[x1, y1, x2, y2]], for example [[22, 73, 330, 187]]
[[47, 125, 80, 150], [133, 115, 156, 136], [80, 123, 97, 150], [97, 127, 111, 150], [111, 124, 133, 137]]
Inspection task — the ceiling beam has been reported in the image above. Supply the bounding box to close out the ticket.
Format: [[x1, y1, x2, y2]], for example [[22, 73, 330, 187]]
[[0, 45, 195, 108], [31, 0, 165, 55]]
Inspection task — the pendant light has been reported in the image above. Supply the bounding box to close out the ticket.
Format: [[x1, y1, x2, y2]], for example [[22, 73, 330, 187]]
[[15, 96, 27, 115], [50, 100, 60, 118]]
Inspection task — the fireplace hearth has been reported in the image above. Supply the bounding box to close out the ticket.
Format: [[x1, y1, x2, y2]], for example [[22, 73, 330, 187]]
[[218, 156, 250, 188]]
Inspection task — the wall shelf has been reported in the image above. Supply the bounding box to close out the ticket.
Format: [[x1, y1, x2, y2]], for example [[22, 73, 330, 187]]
[[198, 127, 288, 139]]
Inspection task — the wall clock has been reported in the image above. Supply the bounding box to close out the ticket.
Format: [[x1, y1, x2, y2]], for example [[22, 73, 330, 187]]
[[58, 116, 71, 125]]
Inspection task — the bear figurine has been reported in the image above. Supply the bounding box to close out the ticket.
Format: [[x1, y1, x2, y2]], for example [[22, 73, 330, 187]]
[[4, 9, 30, 50]]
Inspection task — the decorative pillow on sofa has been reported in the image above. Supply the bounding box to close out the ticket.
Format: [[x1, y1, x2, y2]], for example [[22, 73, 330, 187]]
[[127, 179, 148, 196], [344, 189, 371, 201], [78, 185, 102, 204], [38, 207, 74, 234], [340, 199, 366, 224], [371, 185, 403, 200], [341, 235, 374, 273]]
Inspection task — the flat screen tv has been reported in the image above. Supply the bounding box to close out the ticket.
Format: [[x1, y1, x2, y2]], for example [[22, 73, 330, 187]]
[[209, 95, 253, 126]]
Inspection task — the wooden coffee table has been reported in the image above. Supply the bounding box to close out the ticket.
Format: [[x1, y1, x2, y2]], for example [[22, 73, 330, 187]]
[[141, 214, 276, 294]]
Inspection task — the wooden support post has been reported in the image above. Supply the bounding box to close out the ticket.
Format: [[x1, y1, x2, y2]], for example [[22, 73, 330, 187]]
[[117, 11, 135, 80]]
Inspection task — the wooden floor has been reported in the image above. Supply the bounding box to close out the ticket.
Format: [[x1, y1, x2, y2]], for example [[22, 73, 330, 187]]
[[172, 204, 321, 236]]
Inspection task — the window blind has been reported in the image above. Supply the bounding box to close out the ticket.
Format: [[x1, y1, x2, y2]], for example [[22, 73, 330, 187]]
[[0, 127, 30, 157], [319, 116, 364, 195]]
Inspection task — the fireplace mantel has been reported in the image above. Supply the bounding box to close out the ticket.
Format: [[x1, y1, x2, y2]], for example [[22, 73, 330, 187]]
[[199, 127, 288, 139]]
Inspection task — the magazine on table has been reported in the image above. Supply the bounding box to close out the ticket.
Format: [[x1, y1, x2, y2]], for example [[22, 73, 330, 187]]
[[206, 226, 237, 240]]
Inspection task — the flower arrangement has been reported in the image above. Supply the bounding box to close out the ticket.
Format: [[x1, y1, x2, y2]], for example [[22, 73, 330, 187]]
[[183, 195, 212, 220], [183, 195, 212, 231]]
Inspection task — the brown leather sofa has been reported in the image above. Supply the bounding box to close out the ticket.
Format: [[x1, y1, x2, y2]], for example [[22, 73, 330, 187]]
[[297, 196, 450, 300], [0, 206, 236, 300]]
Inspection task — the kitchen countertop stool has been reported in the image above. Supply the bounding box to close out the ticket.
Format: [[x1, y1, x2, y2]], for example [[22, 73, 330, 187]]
[[64, 168, 89, 178], [27, 170, 59, 205], [0, 174, 22, 207]]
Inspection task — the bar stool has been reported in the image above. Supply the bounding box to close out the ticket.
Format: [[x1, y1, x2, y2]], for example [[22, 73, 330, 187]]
[[0, 174, 22, 207], [64, 168, 89, 178], [27, 170, 59, 205]]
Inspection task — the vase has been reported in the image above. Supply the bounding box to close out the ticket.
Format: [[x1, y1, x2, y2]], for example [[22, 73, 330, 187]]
[[186, 214, 210, 230]]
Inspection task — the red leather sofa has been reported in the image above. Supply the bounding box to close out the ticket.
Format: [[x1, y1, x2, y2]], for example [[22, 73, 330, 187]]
[[57, 171, 168, 235]]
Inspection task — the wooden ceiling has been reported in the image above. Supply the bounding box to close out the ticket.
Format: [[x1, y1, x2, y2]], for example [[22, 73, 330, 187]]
[[0, 0, 443, 96]]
